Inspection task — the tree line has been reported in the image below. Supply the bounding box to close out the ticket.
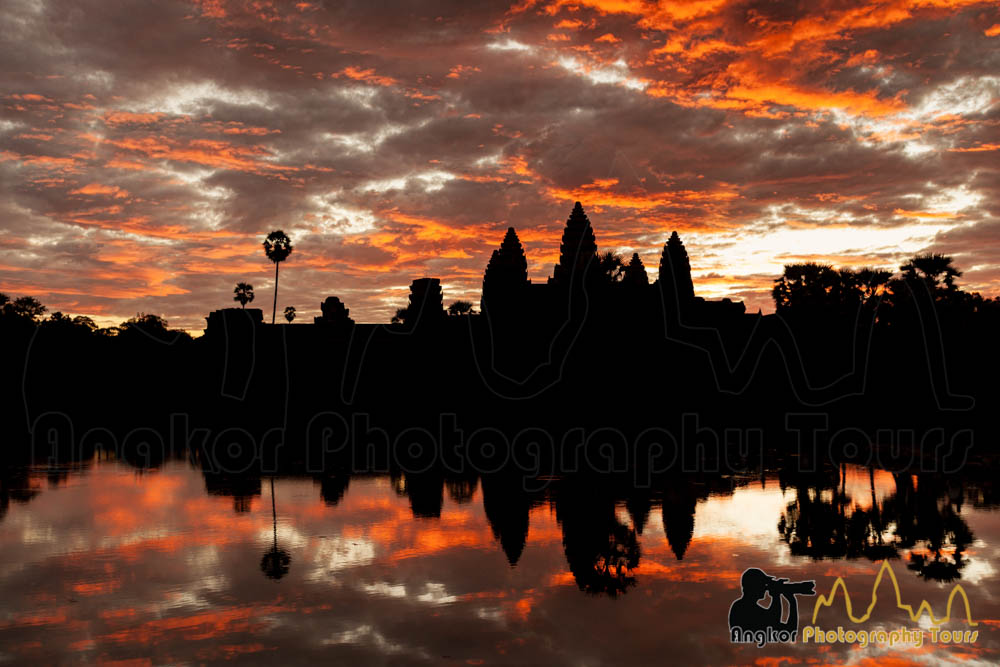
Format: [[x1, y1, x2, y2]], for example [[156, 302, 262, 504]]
[[3, 237, 997, 335], [771, 253, 998, 318], [0, 294, 193, 341]]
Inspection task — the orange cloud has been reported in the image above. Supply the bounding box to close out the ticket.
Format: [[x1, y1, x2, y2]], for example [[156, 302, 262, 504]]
[[92, 134, 296, 176], [105, 158, 149, 170], [893, 208, 958, 219], [3, 152, 81, 171], [446, 64, 482, 79], [332, 66, 398, 87], [721, 79, 903, 116], [949, 143, 1000, 152], [547, 178, 740, 212], [221, 125, 279, 135], [381, 209, 487, 244], [6, 93, 55, 102], [71, 183, 130, 198], [103, 111, 167, 126]]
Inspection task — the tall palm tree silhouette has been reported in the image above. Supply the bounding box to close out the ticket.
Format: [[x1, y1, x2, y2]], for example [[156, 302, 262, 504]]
[[261, 477, 291, 580], [262, 230, 293, 324]]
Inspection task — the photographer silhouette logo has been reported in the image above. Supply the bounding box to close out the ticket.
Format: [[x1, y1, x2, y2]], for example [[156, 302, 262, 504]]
[[729, 568, 816, 647]]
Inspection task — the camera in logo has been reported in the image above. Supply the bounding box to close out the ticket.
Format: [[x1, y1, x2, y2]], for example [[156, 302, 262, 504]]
[[729, 567, 816, 647]]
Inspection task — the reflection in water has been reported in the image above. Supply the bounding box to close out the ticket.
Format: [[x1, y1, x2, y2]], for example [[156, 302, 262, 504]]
[[778, 465, 976, 582], [318, 474, 350, 507], [261, 478, 291, 581], [481, 475, 530, 566], [0, 457, 997, 664], [662, 480, 699, 561], [557, 479, 640, 597]]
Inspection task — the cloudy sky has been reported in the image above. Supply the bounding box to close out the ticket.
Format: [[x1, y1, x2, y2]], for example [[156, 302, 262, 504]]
[[1, 0, 999, 331]]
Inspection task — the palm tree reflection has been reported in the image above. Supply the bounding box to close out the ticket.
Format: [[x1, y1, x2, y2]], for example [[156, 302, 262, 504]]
[[261, 477, 291, 580], [778, 466, 974, 582]]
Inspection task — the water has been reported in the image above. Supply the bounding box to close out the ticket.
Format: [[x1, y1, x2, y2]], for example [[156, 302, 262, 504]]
[[0, 457, 997, 665]]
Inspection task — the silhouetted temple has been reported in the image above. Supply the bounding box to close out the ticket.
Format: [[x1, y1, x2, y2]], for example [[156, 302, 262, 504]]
[[314, 296, 354, 328], [477, 201, 744, 325], [550, 202, 599, 285], [204, 201, 745, 341], [660, 231, 696, 306], [481, 226, 529, 315], [192, 199, 1000, 441], [623, 253, 648, 288], [407, 277, 445, 326]]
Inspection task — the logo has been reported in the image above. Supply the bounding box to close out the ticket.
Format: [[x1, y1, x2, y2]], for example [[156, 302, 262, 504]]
[[729, 568, 816, 647], [728, 561, 980, 649]]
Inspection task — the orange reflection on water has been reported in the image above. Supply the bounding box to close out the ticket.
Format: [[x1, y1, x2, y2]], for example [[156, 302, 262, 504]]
[[0, 459, 996, 665]]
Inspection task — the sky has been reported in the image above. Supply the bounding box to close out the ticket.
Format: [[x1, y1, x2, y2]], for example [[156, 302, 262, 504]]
[[1, 0, 999, 331]]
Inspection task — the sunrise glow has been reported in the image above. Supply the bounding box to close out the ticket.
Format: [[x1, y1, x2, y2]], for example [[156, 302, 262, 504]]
[[1, 0, 998, 329]]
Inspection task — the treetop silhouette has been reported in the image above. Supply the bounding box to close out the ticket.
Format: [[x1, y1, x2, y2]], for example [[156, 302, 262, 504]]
[[263, 230, 293, 325], [234, 282, 254, 309], [902, 253, 961, 292], [772, 254, 991, 316], [599, 251, 625, 283], [447, 300, 475, 316], [0, 294, 47, 322]]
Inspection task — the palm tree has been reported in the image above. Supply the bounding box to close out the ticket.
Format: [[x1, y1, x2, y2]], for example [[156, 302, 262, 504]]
[[447, 300, 475, 316], [772, 263, 841, 310], [599, 251, 625, 283], [854, 268, 892, 303], [233, 282, 254, 309], [283, 305, 296, 323], [901, 254, 962, 292], [262, 230, 293, 324]]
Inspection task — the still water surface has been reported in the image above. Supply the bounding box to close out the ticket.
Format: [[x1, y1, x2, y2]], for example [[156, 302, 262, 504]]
[[0, 457, 997, 665]]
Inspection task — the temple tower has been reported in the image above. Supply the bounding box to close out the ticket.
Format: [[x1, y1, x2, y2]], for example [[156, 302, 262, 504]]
[[658, 231, 695, 304], [551, 202, 599, 285], [623, 252, 649, 288], [482, 226, 529, 313]]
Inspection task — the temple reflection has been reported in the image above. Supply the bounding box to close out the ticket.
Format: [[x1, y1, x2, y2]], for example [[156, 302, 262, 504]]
[[481, 473, 532, 566], [1, 451, 998, 598], [316, 474, 350, 507], [445, 474, 478, 505], [1, 451, 999, 665], [556, 478, 640, 597], [0, 467, 40, 523], [662, 479, 700, 561], [203, 471, 262, 514]]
